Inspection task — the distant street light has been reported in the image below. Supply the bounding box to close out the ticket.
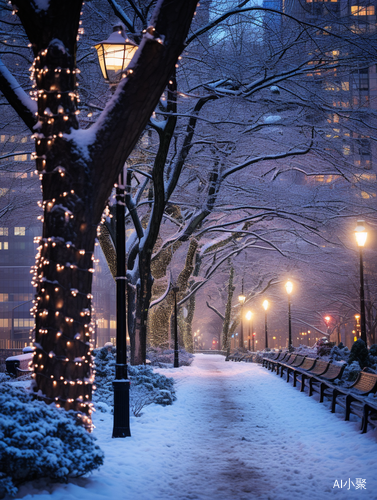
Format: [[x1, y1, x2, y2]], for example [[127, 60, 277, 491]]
[[172, 286, 180, 368], [262, 300, 269, 349], [246, 311, 253, 351], [285, 280, 293, 351], [238, 291, 246, 349], [354, 220, 368, 344]]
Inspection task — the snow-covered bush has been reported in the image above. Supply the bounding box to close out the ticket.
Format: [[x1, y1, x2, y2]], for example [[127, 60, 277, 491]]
[[295, 345, 317, 358], [342, 361, 362, 382], [0, 384, 104, 497], [316, 338, 334, 357], [368, 344, 377, 370], [147, 347, 194, 367], [348, 339, 369, 369], [0, 372, 10, 383], [329, 344, 350, 363], [92, 347, 177, 416]]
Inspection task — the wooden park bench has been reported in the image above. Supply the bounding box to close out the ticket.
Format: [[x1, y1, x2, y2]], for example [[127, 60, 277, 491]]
[[331, 370, 377, 430], [261, 351, 278, 367], [361, 399, 377, 433], [263, 351, 284, 370], [306, 362, 346, 401], [276, 353, 298, 377], [285, 355, 307, 382], [299, 359, 330, 393], [292, 357, 317, 389]]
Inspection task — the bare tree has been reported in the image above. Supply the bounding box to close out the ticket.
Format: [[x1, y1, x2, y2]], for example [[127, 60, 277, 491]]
[[0, 0, 199, 424]]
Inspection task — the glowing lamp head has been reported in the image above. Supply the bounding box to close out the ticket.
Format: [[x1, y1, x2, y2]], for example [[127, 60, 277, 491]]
[[324, 316, 330, 324], [94, 26, 137, 83], [246, 311, 253, 321], [285, 280, 293, 295], [354, 220, 367, 248], [262, 299, 269, 311], [238, 294, 246, 305]]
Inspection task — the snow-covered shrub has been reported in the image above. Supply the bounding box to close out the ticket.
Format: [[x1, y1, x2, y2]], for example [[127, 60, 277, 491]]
[[295, 345, 317, 358], [316, 340, 334, 357], [368, 344, 377, 370], [0, 384, 104, 497], [369, 344, 377, 357], [329, 344, 350, 363], [348, 339, 369, 369], [92, 347, 177, 416], [342, 361, 362, 382], [0, 372, 10, 383], [147, 347, 194, 367]]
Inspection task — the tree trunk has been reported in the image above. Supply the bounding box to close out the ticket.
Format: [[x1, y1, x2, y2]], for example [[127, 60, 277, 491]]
[[222, 266, 234, 350], [7, 0, 199, 424]]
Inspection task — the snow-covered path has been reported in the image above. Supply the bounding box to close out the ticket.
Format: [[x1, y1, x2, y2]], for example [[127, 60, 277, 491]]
[[12, 354, 377, 500]]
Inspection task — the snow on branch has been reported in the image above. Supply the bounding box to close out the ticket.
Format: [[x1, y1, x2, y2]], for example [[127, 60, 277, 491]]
[[222, 136, 314, 179], [0, 58, 37, 131], [106, 0, 135, 33], [150, 280, 172, 309], [206, 301, 225, 321]]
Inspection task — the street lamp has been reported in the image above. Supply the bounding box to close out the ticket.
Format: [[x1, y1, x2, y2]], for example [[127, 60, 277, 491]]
[[355, 314, 361, 339], [285, 280, 293, 351], [172, 286, 180, 368], [354, 220, 367, 344], [262, 300, 269, 349], [246, 311, 253, 350], [94, 26, 138, 85], [238, 292, 246, 350], [94, 27, 137, 438]]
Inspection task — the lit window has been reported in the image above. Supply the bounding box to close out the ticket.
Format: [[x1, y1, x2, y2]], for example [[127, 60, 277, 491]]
[[14, 155, 28, 162], [351, 5, 375, 15], [341, 82, 350, 91], [0, 294, 8, 302], [14, 227, 25, 236], [0, 228, 8, 236], [0, 242, 8, 250]]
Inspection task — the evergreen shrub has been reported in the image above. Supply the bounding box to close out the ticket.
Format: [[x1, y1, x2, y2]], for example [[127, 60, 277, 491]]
[[0, 384, 104, 497], [92, 347, 177, 414], [348, 339, 369, 369]]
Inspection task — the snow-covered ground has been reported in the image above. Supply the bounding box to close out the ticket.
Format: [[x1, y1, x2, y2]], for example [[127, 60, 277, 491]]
[[9, 354, 377, 500]]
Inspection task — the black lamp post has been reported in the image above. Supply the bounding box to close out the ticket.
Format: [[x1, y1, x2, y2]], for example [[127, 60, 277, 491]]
[[112, 167, 131, 438], [355, 220, 368, 345], [285, 281, 293, 351], [246, 311, 252, 351], [94, 28, 137, 438], [173, 286, 179, 368], [263, 299, 269, 349], [238, 291, 246, 349]]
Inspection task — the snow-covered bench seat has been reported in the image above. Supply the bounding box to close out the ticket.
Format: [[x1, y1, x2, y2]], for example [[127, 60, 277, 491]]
[[276, 353, 299, 377], [331, 370, 377, 429], [264, 351, 286, 370], [304, 362, 346, 400], [291, 357, 317, 389], [6, 352, 33, 376]]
